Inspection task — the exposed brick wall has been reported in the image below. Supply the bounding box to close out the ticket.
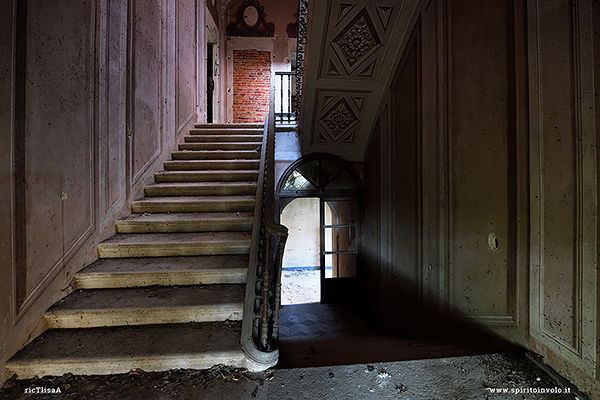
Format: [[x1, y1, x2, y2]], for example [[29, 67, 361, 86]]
[[233, 50, 271, 123]]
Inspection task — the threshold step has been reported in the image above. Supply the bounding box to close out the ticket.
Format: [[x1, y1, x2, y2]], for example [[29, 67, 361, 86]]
[[184, 135, 263, 142], [131, 195, 255, 213], [171, 150, 260, 160], [163, 159, 260, 171], [154, 170, 258, 183], [45, 284, 245, 329], [116, 212, 253, 233], [5, 321, 245, 379], [97, 231, 252, 258], [72, 255, 249, 289], [144, 182, 257, 197]]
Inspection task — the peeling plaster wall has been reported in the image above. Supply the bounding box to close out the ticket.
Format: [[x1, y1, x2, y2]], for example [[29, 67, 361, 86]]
[[281, 198, 320, 270], [224, 0, 298, 122], [0, 0, 208, 383]]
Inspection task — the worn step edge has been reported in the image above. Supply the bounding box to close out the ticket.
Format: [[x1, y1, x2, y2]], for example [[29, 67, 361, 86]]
[[144, 182, 257, 197], [131, 196, 255, 213], [5, 351, 247, 380], [45, 304, 244, 329], [171, 150, 261, 160], [73, 269, 248, 289], [184, 135, 263, 142], [163, 160, 260, 171], [4, 322, 247, 379], [72, 256, 249, 289], [155, 171, 259, 183], [179, 142, 261, 150], [97, 241, 251, 258], [115, 215, 253, 234], [194, 123, 262, 128]]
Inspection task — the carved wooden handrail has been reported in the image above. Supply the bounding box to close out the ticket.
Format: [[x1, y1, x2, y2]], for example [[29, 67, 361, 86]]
[[241, 84, 288, 370], [295, 0, 309, 115]]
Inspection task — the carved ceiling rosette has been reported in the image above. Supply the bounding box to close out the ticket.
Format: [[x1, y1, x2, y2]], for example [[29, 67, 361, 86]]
[[314, 91, 370, 144], [299, 0, 414, 161], [331, 9, 381, 74]]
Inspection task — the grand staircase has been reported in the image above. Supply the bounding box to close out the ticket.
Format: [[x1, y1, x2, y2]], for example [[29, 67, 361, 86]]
[[5, 123, 265, 379]]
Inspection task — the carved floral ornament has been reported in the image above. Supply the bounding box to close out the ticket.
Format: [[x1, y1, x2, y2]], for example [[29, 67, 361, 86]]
[[320, 99, 358, 139], [226, 0, 275, 37], [331, 8, 381, 73]]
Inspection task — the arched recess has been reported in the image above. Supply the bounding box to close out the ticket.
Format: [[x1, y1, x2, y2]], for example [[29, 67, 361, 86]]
[[276, 153, 362, 303]]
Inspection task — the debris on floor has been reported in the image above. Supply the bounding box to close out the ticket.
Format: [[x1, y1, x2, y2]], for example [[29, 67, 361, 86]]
[[0, 353, 588, 400]]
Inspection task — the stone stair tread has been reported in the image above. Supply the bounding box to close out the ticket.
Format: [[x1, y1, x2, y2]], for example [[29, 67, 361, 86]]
[[119, 212, 253, 223], [76, 255, 249, 276], [188, 130, 263, 135], [97, 232, 252, 258], [156, 170, 259, 175], [72, 256, 249, 289], [179, 143, 261, 151], [5, 322, 245, 379], [99, 231, 252, 246], [47, 284, 245, 314], [131, 196, 255, 213], [194, 122, 262, 128], [154, 170, 259, 183], [171, 150, 261, 160], [143, 182, 257, 197], [115, 211, 253, 233], [164, 159, 260, 170], [148, 181, 258, 187], [184, 135, 263, 142], [132, 195, 255, 205]]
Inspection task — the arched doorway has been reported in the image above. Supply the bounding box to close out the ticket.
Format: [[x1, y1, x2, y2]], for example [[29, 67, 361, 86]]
[[277, 154, 361, 303]]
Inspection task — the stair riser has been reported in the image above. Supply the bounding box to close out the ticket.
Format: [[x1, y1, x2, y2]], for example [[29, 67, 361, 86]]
[[97, 242, 251, 258], [115, 220, 252, 234], [184, 135, 263, 142], [72, 270, 247, 289], [179, 143, 261, 151], [144, 185, 256, 197], [164, 160, 260, 171], [5, 352, 248, 380], [45, 306, 243, 329], [190, 129, 263, 135], [131, 201, 255, 213], [155, 172, 258, 183], [171, 151, 260, 160]]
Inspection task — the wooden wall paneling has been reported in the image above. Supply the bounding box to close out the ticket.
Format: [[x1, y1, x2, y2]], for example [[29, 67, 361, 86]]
[[363, 120, 381, 314], [421, 0, 440, 314], [528, 0, 597, 374], [593, 0, 600, 379], [19, 0, 97, 315], [378, 103, 393, 330], [1, 0, 17, 332], [131, 0, 163, 182], [446, 0, 516, 324], [176, 0, 196, 133], [100, 0, 129, 225], [390, 20, 422, 326]]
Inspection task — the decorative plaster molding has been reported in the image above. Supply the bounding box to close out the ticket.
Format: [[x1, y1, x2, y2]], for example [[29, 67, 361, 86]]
[[331, 8, 381, 74], [226, 0, 275, 37]]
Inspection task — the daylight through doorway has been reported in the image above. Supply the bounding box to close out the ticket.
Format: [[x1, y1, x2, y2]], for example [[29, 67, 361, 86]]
[[280, 197, 320, 305]]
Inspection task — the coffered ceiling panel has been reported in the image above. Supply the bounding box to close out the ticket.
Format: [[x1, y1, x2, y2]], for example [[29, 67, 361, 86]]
[[300, 0, 420, 161]]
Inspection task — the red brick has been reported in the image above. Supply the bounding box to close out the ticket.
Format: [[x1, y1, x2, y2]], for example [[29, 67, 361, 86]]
[[232, 50, 271, 123]]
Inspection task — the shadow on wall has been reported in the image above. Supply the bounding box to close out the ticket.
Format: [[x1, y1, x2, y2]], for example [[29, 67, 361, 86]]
[[360, 250, 521, 355]]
